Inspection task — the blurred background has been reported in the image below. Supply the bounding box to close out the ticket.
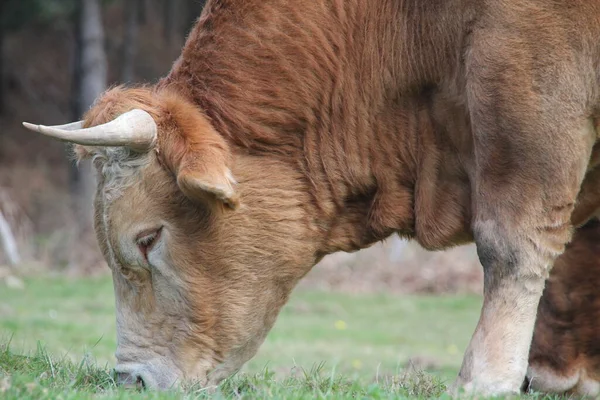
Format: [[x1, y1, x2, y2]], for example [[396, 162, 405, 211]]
[[0, 0, 484, 383]]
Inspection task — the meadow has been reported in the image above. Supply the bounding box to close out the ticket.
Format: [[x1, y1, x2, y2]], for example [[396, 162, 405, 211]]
[[0, 275, 557, 399]]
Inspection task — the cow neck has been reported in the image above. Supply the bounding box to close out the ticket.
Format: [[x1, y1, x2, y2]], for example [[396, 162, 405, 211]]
[[156, 0, 467, 255], [309, 97, 434, 255]]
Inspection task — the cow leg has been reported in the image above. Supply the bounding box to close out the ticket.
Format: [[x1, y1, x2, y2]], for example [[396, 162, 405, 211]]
[[453, 127, 594, 396], [450, 29, 597, 396], [526, 218, 600, 396]]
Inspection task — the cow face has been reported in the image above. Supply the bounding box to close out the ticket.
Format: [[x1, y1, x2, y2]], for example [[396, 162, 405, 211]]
[[33, 87, 320, 389]]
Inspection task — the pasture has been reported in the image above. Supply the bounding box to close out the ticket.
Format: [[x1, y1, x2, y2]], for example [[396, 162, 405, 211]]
[[0, 274, 558, 399]]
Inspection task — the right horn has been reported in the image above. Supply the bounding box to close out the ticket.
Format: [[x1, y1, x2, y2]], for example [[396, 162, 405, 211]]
[[22, 109, 157, 151]]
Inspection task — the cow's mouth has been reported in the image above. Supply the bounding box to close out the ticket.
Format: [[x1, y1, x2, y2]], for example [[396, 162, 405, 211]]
[[113, 361, 182, 390], [116, 371, 146, 390]]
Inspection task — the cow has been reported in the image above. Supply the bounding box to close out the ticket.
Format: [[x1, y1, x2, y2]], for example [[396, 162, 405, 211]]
[[21, 0, 600, 396], [527, 217, 600, 396]]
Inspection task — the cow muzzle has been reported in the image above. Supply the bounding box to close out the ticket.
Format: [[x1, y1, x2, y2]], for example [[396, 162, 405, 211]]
[[116, 371, 145, 390], [114, 361, 181, 390]]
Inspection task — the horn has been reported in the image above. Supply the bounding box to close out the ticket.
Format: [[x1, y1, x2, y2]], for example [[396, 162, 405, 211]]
[[22, 109, 157, 151], [47, 121, 85, 130]]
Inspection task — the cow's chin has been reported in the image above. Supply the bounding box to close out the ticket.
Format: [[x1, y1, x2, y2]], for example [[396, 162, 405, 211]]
[[205, 337, 269, 387]]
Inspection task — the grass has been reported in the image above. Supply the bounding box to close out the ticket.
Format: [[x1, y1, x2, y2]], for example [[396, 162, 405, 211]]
[[0, 275, 561, 398], [0, 345, 450, 399]]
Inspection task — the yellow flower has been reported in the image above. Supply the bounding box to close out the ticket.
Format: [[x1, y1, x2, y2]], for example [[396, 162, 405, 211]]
[[334, 320, 347, 330], [446, 344, 459, 355], [352, 359, 362, 369]]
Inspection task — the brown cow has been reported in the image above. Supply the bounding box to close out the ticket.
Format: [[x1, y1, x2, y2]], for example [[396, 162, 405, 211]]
[[22, 0, 600, 396], [527, 217, 600, 396]]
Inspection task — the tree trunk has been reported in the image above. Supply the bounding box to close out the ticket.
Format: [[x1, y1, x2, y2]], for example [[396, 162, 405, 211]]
[[122, 0, 139, 83], [69, 0, 107, 270], [77, 0, 107, 114]]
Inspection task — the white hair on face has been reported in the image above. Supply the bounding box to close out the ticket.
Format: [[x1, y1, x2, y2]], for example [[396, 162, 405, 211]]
[[92, 147, 151, 203], [90, 146, 152, 272]]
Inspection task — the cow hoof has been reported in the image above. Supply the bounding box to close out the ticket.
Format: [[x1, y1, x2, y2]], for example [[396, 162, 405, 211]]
[[526, 365, 600, 398], [447, 378, 521, 398]]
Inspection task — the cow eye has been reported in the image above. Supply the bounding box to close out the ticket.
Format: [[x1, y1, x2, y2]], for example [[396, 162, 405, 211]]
[[136, 227, 163, 261], [138, 233, 156, 247]]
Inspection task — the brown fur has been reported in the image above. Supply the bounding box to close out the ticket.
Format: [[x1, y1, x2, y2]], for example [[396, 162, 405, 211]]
[[64, 0, 600, 394], [528, 218, 600, 395]]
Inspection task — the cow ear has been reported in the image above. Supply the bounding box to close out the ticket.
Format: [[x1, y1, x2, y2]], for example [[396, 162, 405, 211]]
[[159, 97, 239, 210], [175, 145, 240, 210]]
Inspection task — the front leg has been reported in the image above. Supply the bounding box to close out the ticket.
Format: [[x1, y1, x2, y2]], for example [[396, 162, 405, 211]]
[[451, 19, 596, 396]]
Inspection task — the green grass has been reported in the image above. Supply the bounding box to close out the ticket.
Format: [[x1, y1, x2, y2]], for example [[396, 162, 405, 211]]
[[0, 344, 451, 399], [0, 275, 560, 398]]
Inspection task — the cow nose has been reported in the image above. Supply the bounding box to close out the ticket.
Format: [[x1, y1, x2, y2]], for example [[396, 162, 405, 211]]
[[116, 371, 145, 390]]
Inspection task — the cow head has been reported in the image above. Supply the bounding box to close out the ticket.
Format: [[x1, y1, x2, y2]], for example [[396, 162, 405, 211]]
[[23, 86, 320, 389]]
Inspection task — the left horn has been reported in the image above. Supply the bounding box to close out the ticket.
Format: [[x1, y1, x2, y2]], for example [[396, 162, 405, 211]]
[[22, 109, 157, 151]]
